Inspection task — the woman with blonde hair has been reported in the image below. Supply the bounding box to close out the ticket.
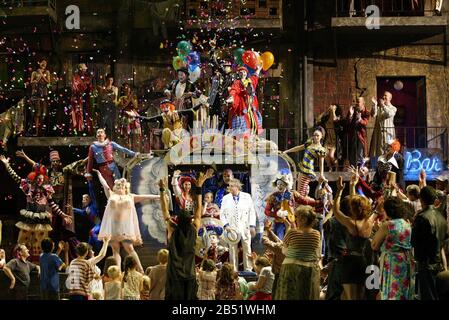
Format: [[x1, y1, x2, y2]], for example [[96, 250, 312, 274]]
[[94, 169, 160, 273], [274, 205, 321, 300], [333, 175, 377, 300]]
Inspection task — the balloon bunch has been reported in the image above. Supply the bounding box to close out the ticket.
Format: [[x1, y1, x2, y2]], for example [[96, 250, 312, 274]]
[[172, 40, 202, 83], [233, 48, 275, 74]]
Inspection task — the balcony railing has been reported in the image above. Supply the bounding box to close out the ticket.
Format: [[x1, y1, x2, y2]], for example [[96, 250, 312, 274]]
[[334, 0, 436, 17], [0, 0, 55, 10]]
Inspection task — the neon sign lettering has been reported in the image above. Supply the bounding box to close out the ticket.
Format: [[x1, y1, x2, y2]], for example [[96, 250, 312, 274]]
[[405, 149, 442, 174]]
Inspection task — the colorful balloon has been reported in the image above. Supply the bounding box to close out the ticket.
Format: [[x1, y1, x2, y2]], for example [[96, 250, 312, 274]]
[[189, 66, 201, 83], [172, 56, 186, 70], [261, 51, 275, 71], [233, 48, 245, 65], [187, 51, 201, 65], [242, 50, 258, 70], [177, 41, 192, 56]]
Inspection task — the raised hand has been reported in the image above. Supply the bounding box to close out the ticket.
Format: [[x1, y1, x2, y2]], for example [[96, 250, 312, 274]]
[[371, 97, 378, 105], [0, 155, 9, 165], [62, 214, 73, 226], [15, 150, 26, 158], [264, 219, 273, 230], [173, 170, 181, 177]]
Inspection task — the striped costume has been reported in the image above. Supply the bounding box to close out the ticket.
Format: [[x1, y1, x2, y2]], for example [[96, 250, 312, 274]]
[[4, 164, 67, 261], [297, 141, 326, 197]]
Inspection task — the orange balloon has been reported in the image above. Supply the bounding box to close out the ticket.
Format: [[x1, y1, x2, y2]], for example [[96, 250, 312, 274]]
[[261, 51, 275, 71]]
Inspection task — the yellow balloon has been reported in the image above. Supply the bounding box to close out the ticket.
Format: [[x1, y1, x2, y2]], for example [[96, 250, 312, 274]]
[[261, 51, 275, 71]]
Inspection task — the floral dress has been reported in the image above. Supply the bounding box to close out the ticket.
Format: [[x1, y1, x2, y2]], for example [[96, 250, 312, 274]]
[[379, 219, 414, 300]]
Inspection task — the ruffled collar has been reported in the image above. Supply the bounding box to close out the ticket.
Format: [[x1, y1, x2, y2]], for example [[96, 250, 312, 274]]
[[93, 139, 110, 147], [275, 191, 292, 202]]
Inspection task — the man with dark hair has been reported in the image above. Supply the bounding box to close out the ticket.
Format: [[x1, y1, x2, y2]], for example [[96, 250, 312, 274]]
[[39, 238, 66, 300], [214, 168, 234, 208], [4, 244, 40, 300], [412, 186, 448, 300]]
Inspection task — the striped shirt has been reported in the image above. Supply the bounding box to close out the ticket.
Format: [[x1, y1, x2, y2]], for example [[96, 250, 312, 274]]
[[284, 229, 321, 262], [298, 142, 326, 179], [66, 258, 95, 297]]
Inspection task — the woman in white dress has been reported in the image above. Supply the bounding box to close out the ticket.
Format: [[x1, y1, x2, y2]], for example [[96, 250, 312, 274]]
[[94, 169, 160, 273]]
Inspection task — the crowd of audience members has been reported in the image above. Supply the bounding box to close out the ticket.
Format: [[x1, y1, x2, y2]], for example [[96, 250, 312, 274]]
[[0, 170, 449, 300]]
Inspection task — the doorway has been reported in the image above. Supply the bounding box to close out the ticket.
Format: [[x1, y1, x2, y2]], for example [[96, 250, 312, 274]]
[[376, 76, 427, 149]]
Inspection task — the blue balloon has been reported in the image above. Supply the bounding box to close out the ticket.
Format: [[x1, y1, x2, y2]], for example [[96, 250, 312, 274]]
[[188, 63, 199, 72], [245, 65, 256, 76], [188, 51, 201, 64]]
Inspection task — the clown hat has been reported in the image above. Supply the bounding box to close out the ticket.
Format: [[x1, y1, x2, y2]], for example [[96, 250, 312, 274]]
[[237, 66, 248, 73], [49, 150, 60, 162], [178, 175, 197, 189], [159, 99, 176, 112]]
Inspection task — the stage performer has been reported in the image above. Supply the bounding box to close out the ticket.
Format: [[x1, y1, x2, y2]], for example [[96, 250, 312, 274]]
[[160, 99, 184, 149], [347, 97, 370, 166], [85, 128, 141, 189], [316, 104, 342, 172], [95, 169, 159, 273], [283, 127, 327, 197], [264, 174, 297, 240], [369, 91, 397, 158], [372, 139, 405, 191], [164, 68, 201, 129], [220, 178, 257, 272], [30, 58, 51, 136], [208, 54, 237, 130], [171, 170, 196, 213], [97, 74, 118, 139], [0, 156, 72, 261], [15, 149, 79, 253], [158, 169, 213, 300], [226, 65, 263, 137], [70, 181, 102, 252], [70, 63, 93, 134], [118, 83, 142, 152]]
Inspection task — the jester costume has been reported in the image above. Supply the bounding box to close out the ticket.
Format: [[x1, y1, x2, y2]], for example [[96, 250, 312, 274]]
[[4, 164, 68, 261], [86, 139, 137, 189]]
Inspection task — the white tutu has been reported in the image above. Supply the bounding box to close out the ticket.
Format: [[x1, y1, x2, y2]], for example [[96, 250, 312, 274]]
[[99, 193, 142, 245]]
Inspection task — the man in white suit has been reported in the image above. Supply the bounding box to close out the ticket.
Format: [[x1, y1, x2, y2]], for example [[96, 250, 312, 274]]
[[220, 178, 257, 272]]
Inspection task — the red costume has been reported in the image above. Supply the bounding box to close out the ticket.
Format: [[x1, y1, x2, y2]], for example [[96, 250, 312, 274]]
[[228, 69, 263, 136], [71, 70, 93, 133]]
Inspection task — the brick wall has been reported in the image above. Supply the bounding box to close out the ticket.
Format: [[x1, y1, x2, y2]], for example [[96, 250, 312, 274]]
[[313, 58, 355, 117]]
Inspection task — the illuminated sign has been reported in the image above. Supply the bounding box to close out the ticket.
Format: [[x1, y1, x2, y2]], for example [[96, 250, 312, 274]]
[[404, 149, 443, 180]]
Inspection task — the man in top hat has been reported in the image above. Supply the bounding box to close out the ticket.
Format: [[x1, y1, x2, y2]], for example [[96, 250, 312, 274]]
[[165, 67, 201, 112], [226, 65, 263, 137], [220, 178, 257, 272], [71, 63, 93, 134], [208, 56, 237, 130]]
